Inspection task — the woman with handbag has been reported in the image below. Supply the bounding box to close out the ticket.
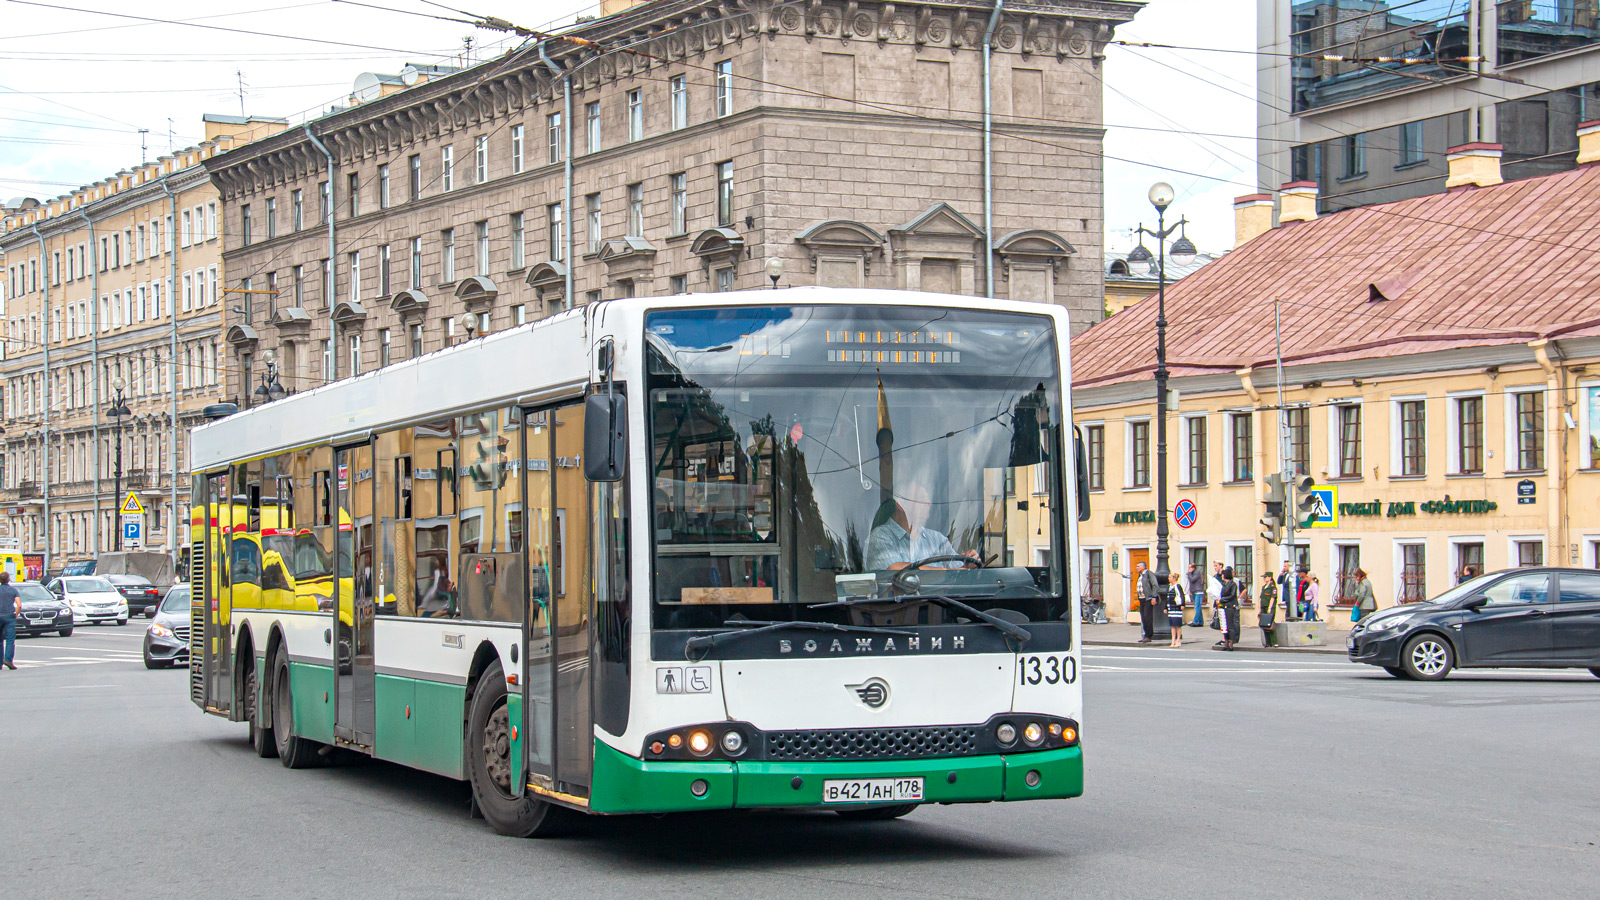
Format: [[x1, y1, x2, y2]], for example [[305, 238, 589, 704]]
[[1349, 569, 1375, 623], [1213, 567, 1240, 651], [1258, 573, 1278, 647], [1166, 572, 1187, 648]]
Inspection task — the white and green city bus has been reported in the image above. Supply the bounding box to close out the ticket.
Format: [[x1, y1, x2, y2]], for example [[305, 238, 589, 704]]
[[188, 288, 1087, 835]]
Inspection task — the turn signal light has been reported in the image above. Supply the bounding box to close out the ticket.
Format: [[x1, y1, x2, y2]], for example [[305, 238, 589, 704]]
[[1048, 723, 1062, 737], [667, 733, 683, 749], [1061, 727, 1077, 743]]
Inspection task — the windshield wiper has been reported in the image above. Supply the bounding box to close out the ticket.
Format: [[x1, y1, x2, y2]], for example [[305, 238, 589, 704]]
[[683, 619, 914, 660], [810, 594, 1032, 644]]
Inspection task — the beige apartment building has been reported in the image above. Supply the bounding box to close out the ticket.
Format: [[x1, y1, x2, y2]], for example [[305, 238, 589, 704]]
[[0, 115, 286, 571], [204, 0, 1139, 403], [1071, 132, 1600, 629]]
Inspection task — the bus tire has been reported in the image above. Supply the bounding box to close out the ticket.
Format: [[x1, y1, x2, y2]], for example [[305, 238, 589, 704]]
[[836, 804, 917, 821], [246, 655, 277, 759], [272, 649, 321, 768], [467, 661, 569, 838]]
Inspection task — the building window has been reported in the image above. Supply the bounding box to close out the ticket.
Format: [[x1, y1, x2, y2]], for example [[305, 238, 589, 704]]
[[379, 328, 391, 367], [586, 193, 602, 254], [409, 236, 422, 288], [716, 161, 733, 226], [1456, 542, 1484, 580], [379, 244, 392, 296], [349, 334, 362, 377], [626, 89, 643, 141], [548, 203, 564, 261], [409, 154, 422, 200], [1399, 399, 1426, 476], [715, 267, 735, 292], [474, 221, 489, 274], [474, 135, 489, 184], [512, 304, 525, 325], [1399, 543, 1426, 604], [1286, 406, 1309, 476], [508, 123, 525, 174], [670, 74, 688, 129], [1085, 549, 1104, 607], [265, 198, 277, 239], [510, 212, 525, 270], [1086, 424, 1105, 491], [1516, 540, 1544, 568], [586, 102, 601, 153], [670, 172, 687, 234], [715, 59, 733, 117], [241, 204, 252, 247], [348, 172, 360, 217], [441, 145, 454, 192], [627, 182, 644, 236], [1456, 395, 1484, 474], [1231, 545, 1253, 596], [1336, 404, 1362, 478], [670, 274, 688, 295], [293, 265, 304, 307], [347, 251, 360, 302], [378, 164, 391, 209], [1335, 545, 1361, 605], [441, 229, 455, 283], [1183, 415, 1207, 485], [1398, 120, 1424, 166], [1227, 412, 1252, 482], [547, 112, 563, 164], [1129, 420, 1150, 488], [410, 323, 423, 358], [1342, 134, 1366, 178], [322, 340, 333, 381], [292, 189, 303, 230], [1514, 390, 1545, 471]]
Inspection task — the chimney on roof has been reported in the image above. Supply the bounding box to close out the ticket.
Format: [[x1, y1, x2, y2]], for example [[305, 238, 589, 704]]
[[1278, 181, 1318, 224], [1445, 142, 1503, 189], [1578, 120, 1600, 165], [1233, 194, 1274, 247]]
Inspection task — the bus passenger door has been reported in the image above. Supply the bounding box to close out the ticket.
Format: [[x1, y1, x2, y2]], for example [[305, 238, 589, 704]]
[[334, 441, 377, 747], [522, 402, 592, 798], [203, 471, 233, 714]]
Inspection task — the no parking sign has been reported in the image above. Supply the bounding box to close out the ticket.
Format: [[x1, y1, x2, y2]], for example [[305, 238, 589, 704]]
[[1174, 499, 1198, 529]]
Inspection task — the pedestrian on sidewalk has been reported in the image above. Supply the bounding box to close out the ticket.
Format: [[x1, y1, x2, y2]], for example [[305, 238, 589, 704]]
[[0, 571, 19, 671], [1276, 561, 1296, 620], [1166, 572, 1187, 648], [1135, 561, 1159, 644], [1349, 569, 1375, 623], [1214, 566, 1240, 651], [1304, 574, 1321, 621], [1209, 561, 1226, 630], [1258, 573, 1279, 648], [1185, 562, 1206, 628]]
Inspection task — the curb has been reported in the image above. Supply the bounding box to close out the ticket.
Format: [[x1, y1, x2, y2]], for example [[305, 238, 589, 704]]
[[1082, 640, 1347, 656]]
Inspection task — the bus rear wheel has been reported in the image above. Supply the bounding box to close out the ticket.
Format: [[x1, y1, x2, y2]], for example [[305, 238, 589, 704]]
[[272, 649, 321, 768], [836, 804, 918, 821], [467, 661, 569, 838], [246, 655, 277, 759]]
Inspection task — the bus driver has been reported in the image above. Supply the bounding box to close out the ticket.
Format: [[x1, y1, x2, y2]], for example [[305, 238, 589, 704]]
[[866, 482, 979, 571]]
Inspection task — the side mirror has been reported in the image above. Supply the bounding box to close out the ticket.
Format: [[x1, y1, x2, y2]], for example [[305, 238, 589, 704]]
[[1073, 425, 1091, 523], [583, 392, 627, 483], [1462, 596, 1488, 611]]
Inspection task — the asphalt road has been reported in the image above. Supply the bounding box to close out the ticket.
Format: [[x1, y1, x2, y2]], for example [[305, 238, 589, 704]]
[[2, 626, 1598, 900]]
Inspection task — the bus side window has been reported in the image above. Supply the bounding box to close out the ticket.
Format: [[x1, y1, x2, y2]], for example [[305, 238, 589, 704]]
[[231, 538, 261, 586]]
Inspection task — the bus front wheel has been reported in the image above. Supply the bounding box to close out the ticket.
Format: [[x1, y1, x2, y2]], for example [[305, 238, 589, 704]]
[[467, 661, 570, 838]]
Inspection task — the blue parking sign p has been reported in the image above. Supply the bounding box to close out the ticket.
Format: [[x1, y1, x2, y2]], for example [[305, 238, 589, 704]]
[[124, 521, 140, 541]]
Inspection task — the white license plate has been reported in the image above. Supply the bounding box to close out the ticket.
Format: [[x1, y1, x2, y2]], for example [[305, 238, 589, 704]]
[[821, 777, 924, 804]]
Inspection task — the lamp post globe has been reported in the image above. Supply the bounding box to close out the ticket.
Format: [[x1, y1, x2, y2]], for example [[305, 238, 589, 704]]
[[1125, 243, 1154, 277], [764, 256, 785, 289], [1148, 181, 1175, 211], [1169, 234, 1198, 267]]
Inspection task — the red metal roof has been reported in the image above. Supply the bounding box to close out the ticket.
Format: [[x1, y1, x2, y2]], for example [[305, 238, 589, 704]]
[[1071, 163, 1600, 388]]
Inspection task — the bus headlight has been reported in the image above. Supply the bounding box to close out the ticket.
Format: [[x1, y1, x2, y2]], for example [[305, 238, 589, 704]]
[[1023, 722, 1044, 745], [995, 723, 1017, 745], [688, 730, 713, 756]]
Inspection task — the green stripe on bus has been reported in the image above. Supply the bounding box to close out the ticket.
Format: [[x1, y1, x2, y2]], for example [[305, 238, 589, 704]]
[[589, 741, 735, 814], [732, 753, 1007, 808], [288, 662, 335, 745], [411, 679, 466, 778], [374, 674, 416, 765], [1001, 746, 1083, 801]]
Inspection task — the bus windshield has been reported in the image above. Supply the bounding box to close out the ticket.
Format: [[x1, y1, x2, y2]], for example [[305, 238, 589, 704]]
[[647, 305, 1068, 644]]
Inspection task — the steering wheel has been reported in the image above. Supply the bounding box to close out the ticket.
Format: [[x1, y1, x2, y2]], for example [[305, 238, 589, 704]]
[[890, 553, 982, 594]]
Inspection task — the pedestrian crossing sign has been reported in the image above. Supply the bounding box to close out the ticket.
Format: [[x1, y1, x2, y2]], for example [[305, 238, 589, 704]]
[[119, 492, 144, 516], [1306, 485, 1337, 528]]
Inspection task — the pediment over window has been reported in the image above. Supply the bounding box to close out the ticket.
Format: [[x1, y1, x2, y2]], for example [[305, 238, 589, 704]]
[[795, 219, 884, 275], [269, 306, 312, 335], [525, 260, 567, 304], [690, 227, 744, 270], [454, 276, 498, 309], [891, 202, 984, 240], [389, 289, 429, 317], [995, 229, 1075, 282], [225, 324, 259, 346], [331, 300, 367, 325], [597, 236, 658, 264]]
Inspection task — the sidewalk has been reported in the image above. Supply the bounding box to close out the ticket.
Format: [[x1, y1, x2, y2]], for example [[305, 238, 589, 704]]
[[1081, 621, 1347, 655]]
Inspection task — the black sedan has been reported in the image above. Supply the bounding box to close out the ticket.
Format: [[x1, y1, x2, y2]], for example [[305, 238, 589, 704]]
[[1348, 567, 1600, 680], [142, 584, 191, 669], [105, 573, 163, 616], [14, 581, 73, 637]]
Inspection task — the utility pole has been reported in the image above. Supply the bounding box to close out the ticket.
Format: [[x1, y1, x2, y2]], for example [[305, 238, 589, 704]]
[[237, 70, 247, 116], [139, 129, 149, 165]]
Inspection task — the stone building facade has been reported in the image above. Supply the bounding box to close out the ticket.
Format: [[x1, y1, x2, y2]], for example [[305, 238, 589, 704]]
[[0, 115, 286, 568], [205, 0, 1139, 401]]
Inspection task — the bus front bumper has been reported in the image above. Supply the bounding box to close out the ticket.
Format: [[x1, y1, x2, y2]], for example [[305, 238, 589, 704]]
[[586, 741, 1083, 814]]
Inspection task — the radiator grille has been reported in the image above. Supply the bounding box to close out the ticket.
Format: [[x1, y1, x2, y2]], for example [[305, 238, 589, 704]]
[[189, 540, 205, 707], [764, 725, 983, 762]]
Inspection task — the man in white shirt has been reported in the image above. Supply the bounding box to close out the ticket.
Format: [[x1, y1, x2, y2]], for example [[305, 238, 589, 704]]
[[866, 482, 975, 570]]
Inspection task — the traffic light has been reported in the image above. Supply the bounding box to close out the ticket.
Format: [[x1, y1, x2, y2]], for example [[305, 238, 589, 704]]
[[1293, 474, 1320, 527], [1259, 474, 1285, 544]]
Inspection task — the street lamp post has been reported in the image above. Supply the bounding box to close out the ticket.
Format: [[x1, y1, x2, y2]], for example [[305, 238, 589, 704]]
[[107, 377, 131, 551], [765, 256, 785, 289], [1127, 183, 1197, 640], [252, 348, 287, 405]]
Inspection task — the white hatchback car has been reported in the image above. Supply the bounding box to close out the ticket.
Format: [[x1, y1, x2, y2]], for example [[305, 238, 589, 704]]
[[52, 576, 130, 626]]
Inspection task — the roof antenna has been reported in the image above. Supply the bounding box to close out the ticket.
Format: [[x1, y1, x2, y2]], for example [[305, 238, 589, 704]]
[[237, 70, 247, 116], [167, 118, 174, 151], [138, 129, 149, 165]]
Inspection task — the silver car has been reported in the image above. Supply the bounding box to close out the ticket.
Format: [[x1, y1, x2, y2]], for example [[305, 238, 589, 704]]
[[143, 584, 191, 669]]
